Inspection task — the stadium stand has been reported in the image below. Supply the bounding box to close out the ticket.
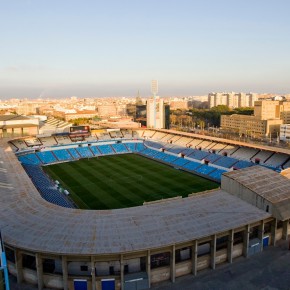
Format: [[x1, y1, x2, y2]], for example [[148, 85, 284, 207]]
[[195, 164, 216, 175], [264, 153, 289, 168], [97, 144, 114, 155], [187, 138, 203, 148], [144, 140, 164, 150], [143, 130, 155, 138], [133, 130, 144, 138], [182, 160, 202, 171], [180, 148, 196, 156], [36, 151, 57, 164], [161, 134, 175, 142], [251, 150, 273, 163], [25, 137, 42, 147], [76, 147, 94, 158], [210, 142, 227, 152], [233, 160, 254, 169], [206, 142, 218, 150], [208, 168, 227, 181], [174, 137, 192, 146], [39, 136, 58, 146], [169, 135, 182, 143], [111, 143, 128, 153], [135, 142, 146, 152], [109, 131, 123, 138], [90, 146, 101, 156], [172, 158, 189, 167], [55, 136, 72, 145], [213, 156, 239, 168], [124, 143, 137, 152], [53, 149, 74, 161], [67, 148, 80, 159], [23, 164, 74, 208], [188, 149, 210, 160], [96, 132, 111, 140], [219, 144, 239, 155], [165, 145, 184, 154], [204, 153, 222, 163], [231, 147, 259, 160], [153, 152, 177, 163], [141, 148, 159, 158], [122, 129, 133, 139], [85, 135, 98, 142], [18, 153, 42, 165], [197, 140, 213, 150], [283, 159, 290, 169], [10, 139, 28, 150]]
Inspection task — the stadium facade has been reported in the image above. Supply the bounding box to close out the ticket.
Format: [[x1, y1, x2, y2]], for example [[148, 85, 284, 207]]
[[1, 129, 290, 290]]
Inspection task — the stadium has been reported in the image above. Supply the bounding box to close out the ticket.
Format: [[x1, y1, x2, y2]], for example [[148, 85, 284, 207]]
[[1, 128, 290, 290]]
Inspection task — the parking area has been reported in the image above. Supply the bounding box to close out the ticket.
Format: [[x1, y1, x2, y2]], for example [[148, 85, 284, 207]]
[[149, 240, 290, 290]]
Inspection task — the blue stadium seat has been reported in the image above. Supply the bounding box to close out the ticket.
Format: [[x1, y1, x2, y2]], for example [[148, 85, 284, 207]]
[[67, 148, 80, 159], [18, 153, 42, 165], [195, 164, 216, 175], [204, 153, 221, 163], [144, 140, 164, 150], [135, 143, 146, 152], [172, 158, 189, 167], [182, 161, 202, 171], [188, 149, 210, 160], [36, 151, 57, 164], [76, 147, 94, 158], [233, 160, 254, 169], [208, 168, 228, 181], [22, 164, 74, 208], [142, 148, 159, 158], [90, 146, 101, 156], [213, 156, 239, 168], [125, 143, 137, 152], [97, 144, 114, 155], [111, 143, 128, 153], [53, 149, 74, 161]]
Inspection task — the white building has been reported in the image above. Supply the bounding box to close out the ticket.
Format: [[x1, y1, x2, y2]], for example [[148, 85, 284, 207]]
[[146, 97, 166, 129], [208, 92, 257, 108]]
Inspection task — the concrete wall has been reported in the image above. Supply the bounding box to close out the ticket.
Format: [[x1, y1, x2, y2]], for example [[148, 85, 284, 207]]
[[43, 274, 63, 289], [221, 175, 273, 214]]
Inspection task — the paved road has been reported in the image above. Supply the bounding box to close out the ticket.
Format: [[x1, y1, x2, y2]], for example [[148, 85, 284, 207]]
[[8, 240, 290, 290], [149, 240, 290, 290]]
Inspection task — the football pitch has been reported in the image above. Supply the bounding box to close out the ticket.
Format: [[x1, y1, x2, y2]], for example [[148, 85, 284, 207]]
[[43, 154, 219, 210]]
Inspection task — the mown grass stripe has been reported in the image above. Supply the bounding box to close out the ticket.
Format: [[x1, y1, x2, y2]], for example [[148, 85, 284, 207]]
[[44, 153, 218, 210]]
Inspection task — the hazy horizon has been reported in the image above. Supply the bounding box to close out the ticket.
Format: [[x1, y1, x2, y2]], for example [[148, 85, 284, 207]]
[[1, 0, 290, 98]]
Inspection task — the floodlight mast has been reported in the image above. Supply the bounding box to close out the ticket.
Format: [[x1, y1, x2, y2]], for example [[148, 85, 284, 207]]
[[151, 80, 158, 128]]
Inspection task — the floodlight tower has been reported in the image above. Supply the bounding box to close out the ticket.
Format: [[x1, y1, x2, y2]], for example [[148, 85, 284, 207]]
[[151, 80, 158, 128]]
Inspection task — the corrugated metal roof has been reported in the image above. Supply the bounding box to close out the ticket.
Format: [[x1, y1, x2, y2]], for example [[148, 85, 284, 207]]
[[224, 166, 290, 204]]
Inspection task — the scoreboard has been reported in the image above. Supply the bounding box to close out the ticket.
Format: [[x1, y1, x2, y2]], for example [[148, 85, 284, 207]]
[[69, 126, 90, 134]]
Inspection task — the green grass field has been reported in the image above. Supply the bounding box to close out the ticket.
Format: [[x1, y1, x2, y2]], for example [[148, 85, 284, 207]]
[[43, 154, 218, 210]]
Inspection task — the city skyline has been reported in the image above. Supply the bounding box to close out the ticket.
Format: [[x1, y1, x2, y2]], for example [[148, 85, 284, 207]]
[[1, 0, 290, 98]]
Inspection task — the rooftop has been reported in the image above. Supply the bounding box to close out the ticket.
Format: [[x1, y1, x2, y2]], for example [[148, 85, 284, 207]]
[[224, 166, 290, 204]]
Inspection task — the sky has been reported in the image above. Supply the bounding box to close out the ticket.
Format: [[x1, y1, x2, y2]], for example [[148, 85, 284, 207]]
[[0, 0, 290, 98]]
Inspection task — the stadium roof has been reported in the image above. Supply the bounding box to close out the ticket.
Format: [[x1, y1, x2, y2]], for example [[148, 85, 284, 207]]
[[0, 123, 38, 129], [223, 166, 290, 220], [0, 115, 31, 122], [0, 141, 270, 255], [224, 166, 290, 204]]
